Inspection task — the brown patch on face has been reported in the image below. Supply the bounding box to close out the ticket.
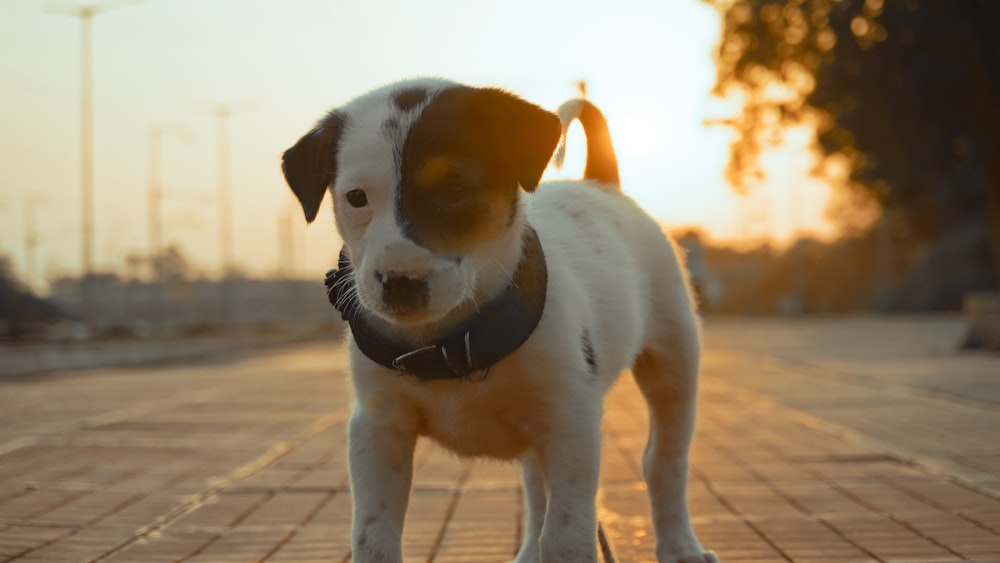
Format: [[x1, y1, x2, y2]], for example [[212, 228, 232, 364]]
[[416, 156, 461, 187], [402, 154, 517, 254], [397, 86, 561, 255]]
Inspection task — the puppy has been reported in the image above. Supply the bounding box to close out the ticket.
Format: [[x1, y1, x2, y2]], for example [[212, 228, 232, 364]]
[[282, 78, 717, 563]]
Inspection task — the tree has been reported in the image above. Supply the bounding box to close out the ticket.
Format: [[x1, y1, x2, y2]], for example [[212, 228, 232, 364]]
[[0, 254, 68, 336], [704, 0, 1000, 285], [152, 245, 198, 284]]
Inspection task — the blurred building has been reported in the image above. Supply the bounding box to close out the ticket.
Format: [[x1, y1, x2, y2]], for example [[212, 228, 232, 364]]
[[48, 274, 339, 337]]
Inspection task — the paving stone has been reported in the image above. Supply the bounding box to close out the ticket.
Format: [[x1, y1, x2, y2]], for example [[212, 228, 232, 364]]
[[1, 320, 998, 562]]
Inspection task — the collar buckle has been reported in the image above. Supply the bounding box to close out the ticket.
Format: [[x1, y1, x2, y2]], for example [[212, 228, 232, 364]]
[[392, 343, 465, 380], [390, 332, 482, 381]]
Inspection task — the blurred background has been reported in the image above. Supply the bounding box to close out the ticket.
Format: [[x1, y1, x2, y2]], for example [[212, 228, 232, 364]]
[[1, 0, 998, 356]]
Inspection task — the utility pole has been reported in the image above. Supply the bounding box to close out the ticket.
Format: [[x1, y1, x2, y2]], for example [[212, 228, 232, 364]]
[[213, 105, 236, 330], [200, 103, 252, 275], [200, 102, 252, 329], [48, 0, 135, 319], [148, 128, 162, 281], [23, 198, 46, 292], [147, 125, 191, 279], [214, 105, 234, 277], [147, 124, 191, 333]]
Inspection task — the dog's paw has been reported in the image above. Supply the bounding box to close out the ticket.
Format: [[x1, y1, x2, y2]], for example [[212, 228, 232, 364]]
[[672, 552, 720, 563]]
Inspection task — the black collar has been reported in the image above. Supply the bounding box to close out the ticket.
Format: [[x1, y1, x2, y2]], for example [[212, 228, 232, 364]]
[[324, 227, 547, 382]]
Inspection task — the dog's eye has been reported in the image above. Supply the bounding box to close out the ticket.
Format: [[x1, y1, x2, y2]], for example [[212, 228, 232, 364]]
[[346, 189, 368, 208]]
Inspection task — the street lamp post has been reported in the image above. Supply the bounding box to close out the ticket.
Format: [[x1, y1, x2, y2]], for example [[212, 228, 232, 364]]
[[214, 106, 234, 277], [48, 1, 135, 321], [147, 125, 191, 333], [148, 128, 163, 280], [23, 198, 47, 293]]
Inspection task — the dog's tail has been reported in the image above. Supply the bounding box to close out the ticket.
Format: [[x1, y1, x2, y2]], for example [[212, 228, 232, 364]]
[[553, 99, 620, 189]]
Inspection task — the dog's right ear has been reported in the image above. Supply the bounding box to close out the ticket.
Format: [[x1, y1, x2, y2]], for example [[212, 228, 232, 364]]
[[281, 112, 346, 223]]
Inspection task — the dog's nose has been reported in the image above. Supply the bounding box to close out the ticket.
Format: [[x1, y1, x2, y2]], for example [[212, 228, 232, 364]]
[[380, 273, 430, 312]]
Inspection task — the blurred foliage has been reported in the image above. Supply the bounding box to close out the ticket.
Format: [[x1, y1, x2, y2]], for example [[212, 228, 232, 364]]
[[0, 254, 68, 337], [704, 0, 1000, 251], [679, 226, 995, 313]]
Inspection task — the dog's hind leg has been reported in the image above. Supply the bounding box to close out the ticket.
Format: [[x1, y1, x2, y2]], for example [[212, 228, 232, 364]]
[[513, 451, 546, 563], [631, 315, 719, 563]]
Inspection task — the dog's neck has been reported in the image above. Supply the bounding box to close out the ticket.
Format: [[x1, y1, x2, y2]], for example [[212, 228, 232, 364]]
[[327, 221, 546, 381]]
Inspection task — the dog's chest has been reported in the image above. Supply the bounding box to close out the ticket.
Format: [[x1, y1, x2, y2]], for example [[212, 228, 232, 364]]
[[404, 376, 552, 459]]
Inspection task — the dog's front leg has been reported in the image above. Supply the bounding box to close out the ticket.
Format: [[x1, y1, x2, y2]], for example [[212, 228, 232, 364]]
[[514, 451, 547, 563], [537, 403, 603, 563], [348, 410, 416, 563]]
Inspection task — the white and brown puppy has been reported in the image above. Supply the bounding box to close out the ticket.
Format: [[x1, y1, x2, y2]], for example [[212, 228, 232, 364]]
[[282, 78, 717, 563]]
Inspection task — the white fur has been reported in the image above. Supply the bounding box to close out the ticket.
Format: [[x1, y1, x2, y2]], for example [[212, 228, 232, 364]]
[[327, 79, 715, 563]]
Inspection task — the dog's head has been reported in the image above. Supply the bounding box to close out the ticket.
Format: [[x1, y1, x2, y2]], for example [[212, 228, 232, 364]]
[[282, 78, 561, 327]]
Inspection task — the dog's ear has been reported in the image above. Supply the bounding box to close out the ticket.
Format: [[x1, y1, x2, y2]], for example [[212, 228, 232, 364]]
[[466, 89, 562, 192], [281, 112, 346, 223]]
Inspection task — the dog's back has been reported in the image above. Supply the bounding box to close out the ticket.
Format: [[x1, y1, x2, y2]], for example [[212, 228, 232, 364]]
[[525, 99, 700, 393], [519, 97, 711, 562]]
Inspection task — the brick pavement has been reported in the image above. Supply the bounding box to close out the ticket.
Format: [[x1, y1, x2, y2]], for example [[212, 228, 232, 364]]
[[704, 317, 1000, 496], [1, 320, 999, 562]]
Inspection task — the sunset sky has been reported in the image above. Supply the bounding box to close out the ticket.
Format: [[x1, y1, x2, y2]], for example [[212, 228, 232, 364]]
[[0, 0, 839, 290]]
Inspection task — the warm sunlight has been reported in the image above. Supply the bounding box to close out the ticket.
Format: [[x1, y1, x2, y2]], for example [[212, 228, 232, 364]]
[[613, 107, 668, 158], [0, 0, 839, 289]]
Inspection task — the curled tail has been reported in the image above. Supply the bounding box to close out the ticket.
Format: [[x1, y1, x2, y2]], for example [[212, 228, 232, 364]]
[[553, 99, 620, 188]]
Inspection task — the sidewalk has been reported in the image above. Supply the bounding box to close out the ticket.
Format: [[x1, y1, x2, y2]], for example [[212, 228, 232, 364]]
[[0, 317, 998, 562], [704, 316, 1000, 497], [0, 324, 342, 379]]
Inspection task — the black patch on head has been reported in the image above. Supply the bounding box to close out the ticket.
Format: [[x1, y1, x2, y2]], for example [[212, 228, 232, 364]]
[[281, 111, 348, 223], [396, 86, 562, 253], [393, 87, 428, 112], [582, 330, 597, 374]]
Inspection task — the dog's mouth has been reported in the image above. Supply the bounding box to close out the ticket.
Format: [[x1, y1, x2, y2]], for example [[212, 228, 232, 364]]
[[328, 249, 474, 330], [360, 281, 468, 328], [371, 298, 472, 329]]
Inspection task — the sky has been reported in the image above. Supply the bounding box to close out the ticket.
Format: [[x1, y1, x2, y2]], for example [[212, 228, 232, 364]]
[[0, 0, 839, 291]]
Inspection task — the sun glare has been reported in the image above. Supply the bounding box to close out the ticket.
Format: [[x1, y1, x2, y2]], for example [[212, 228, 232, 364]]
[[0, 0, 842, 287], [612, 108, 666, 158]]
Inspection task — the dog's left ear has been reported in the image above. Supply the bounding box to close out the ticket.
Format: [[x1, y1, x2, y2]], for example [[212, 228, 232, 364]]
[[466, 89, 562, 192], [281, 112, 346, 223]]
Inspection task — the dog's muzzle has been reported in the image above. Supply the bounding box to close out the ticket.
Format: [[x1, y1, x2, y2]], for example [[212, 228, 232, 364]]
[[323, 228, 547, 382]]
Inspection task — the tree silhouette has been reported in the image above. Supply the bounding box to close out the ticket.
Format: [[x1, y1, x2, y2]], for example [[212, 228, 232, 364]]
[[0, 255, 68, 336], [704, 0, 1000, 280]]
